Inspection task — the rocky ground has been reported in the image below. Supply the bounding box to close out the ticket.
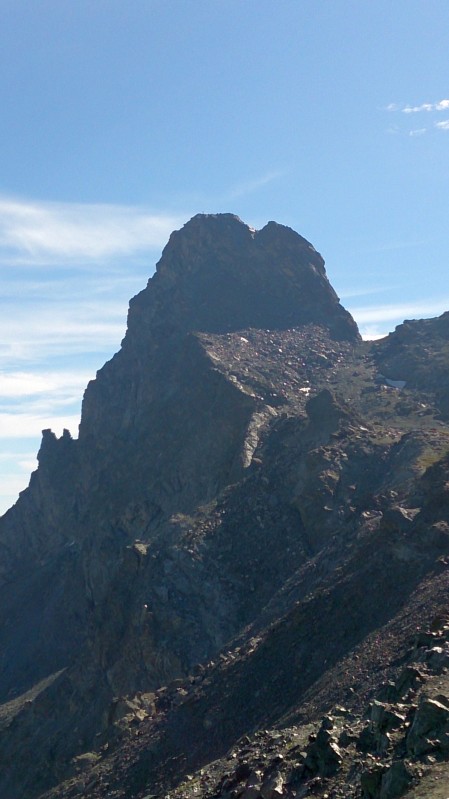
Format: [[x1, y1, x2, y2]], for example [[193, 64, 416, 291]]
[[40, 578, 449, 799], [160, 614, 449, 799]]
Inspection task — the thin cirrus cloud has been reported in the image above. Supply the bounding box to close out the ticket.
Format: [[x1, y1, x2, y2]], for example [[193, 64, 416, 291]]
[[0, 196, 187, 265], [0, 197, 191, 512], [348, 297, 449, 331], [0, 301, 127, 363], [0, 197, 186, 515], [0, 412, 81, 439], [0, 272, 149, 302], [0, 370, 94, 449], [338, 285, 398, 300], [226, 170, 285, 200], [0, 367, 103, 514], [0, 197, 186, 364], [0, 197, 192, 516], [0, 370, 92, 400]]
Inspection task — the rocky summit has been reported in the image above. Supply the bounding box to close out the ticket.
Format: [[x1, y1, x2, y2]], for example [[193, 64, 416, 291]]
[[1, 213, 449, 799]]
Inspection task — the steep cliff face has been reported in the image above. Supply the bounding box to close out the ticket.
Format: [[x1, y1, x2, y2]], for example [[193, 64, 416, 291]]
[[0, 215, 448, 799], [122, 213, 357, 340], [76, 213, 357, 524], [0, 214, 359, 730]]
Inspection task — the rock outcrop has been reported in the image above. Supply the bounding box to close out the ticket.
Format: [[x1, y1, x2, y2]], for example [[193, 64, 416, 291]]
[[0, 214, 448, 799]]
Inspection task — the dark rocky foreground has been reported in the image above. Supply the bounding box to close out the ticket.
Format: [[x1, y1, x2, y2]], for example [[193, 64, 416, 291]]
[[1, 214, 449, 799]]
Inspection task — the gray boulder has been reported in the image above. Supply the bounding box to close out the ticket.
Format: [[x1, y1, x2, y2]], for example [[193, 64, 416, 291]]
[[407, 696, 449, 756]]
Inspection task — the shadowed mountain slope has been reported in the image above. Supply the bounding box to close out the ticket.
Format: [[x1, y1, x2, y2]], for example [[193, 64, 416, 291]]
[[0, 215, 448, 799]]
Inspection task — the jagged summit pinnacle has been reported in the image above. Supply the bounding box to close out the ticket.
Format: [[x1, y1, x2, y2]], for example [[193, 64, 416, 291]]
[[176, 211, 250, 229], [159, 213, 322, 270], [125, 213, 359, 341]]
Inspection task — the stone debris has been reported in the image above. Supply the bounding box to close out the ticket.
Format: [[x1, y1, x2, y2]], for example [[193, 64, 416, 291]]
[[159, 619, 449, 799], [407, 697, 449, 756]]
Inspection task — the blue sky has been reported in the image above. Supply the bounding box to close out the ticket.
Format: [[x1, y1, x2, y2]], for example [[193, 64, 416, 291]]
[[1, 0, 449, 513]]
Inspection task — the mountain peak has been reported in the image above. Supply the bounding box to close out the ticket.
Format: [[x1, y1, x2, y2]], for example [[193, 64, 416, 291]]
[[126, 213, 359, 342], [2, 214, 449, 799]]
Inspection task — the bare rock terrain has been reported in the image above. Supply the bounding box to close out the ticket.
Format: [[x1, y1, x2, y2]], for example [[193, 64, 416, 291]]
[[1, 214, 449, 799]]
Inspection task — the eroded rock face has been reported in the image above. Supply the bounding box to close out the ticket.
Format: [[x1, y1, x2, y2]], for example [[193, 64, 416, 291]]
[[0, 214, 449, 799], [122, 214, 358, 342], [0, 215, 360, 697], [78, 215, 358, 507]]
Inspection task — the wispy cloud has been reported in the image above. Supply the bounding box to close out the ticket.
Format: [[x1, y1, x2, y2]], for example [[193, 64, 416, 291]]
[[387, 99, 449, 114], [0, 197, 186, 265], [0, 197, 192, 515], [0, 367, 92, 514], [338, 285, 398, 300], [385, 100, 449, 136], [346, 296, 449, 341], [226, 170, 285, 200], [0, 271, 149, 301], [0, 370, 91, 400], [0, 449, 37, 462], [349, 298, 449, 326], [0, 412, 81, 438], [0, 263, 155, 373], [0, 303, 126, 363], [403, 99, 449, 113], [0, 369, 93, 464]]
